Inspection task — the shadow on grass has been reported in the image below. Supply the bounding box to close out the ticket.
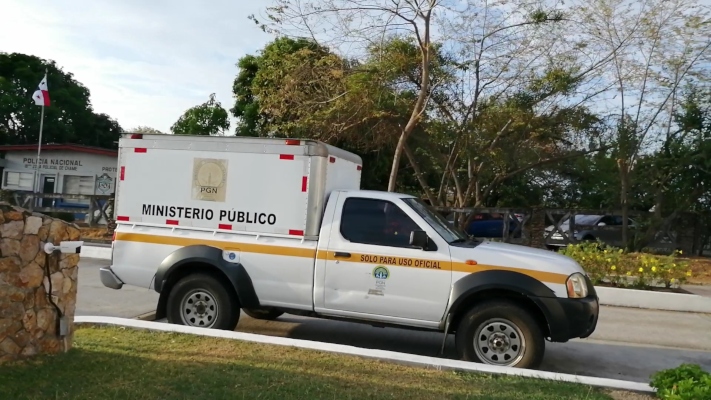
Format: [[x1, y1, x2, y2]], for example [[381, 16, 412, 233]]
[[0, 332, 613, 400]]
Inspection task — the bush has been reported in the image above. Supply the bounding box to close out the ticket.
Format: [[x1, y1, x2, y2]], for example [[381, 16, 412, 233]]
[[650, 363, 711, 400], [559, 241, 691, 289]]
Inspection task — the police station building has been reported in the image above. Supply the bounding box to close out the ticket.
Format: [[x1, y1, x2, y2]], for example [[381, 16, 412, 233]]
[[0, 143, 118, 205]]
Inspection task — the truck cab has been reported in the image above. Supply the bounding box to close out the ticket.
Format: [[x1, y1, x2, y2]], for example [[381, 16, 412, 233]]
[[100, 134, 599, 370]]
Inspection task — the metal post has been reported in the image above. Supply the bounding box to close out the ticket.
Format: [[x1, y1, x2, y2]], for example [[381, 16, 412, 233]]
[[32, 68, 48, 208], [32, 105, 45, 205]]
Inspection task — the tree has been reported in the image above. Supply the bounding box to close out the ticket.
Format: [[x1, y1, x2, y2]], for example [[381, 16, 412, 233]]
[[254, 0, 631, 202], [231, 54, 262, 137], [0, 52, 122, 149], [254, 0, 445, 192], [129, 125, 165, 135], [232, 38, 330, 137], [628, 84, 711, 250], [85, 113, 123, 148], [577, 0, 711, 247], [231, 37, 430, 191], [171, 93, 230, 136]]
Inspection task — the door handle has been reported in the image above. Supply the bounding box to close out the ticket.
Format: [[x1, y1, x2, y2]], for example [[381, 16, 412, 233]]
[[334, 252, 351, 258]]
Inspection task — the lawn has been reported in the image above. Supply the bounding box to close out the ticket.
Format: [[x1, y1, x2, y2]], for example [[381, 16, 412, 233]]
[[0, 326, 633, 400]]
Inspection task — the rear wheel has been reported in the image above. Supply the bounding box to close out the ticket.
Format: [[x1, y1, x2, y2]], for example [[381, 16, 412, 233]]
[[242, 307, 284, 320], [166, 273, 240, 330], [455, 300, 545, 369]]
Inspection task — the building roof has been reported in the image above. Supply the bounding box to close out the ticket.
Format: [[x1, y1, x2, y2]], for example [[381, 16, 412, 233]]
[[0, 144, 117, 157]]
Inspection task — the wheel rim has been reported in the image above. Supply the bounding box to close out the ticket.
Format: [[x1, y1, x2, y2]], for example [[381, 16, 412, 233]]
[[180, 289, 218, 328], [473, 318, 526, 366]]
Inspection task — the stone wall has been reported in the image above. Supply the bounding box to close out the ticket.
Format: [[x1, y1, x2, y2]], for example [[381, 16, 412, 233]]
[[0, 202, 81, 363]]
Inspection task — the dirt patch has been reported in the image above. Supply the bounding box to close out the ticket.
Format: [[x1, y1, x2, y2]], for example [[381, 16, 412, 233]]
[[685, 256, 711, 285], [606, 390, 656, 400], [79, 226, 110, 239]]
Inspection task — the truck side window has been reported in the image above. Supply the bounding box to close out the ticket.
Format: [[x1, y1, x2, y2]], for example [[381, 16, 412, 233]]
[[340, 198, 421, 248]]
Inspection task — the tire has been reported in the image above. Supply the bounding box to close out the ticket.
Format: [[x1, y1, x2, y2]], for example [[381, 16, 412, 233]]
[[242, 307, 284, 320], [455, 300, 545, 369], [166, 273, 240, 330]]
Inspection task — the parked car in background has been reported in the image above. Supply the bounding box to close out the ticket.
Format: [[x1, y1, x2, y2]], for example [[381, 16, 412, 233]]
[[544, 214, 636, 250], [446, 212, 522, 239]]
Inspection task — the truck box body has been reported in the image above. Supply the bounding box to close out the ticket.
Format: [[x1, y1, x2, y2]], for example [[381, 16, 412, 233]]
[[114, 135, 362, 238]]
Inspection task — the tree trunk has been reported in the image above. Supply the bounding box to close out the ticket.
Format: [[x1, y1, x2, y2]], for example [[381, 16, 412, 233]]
[[387, 131, 408, 192], [404, 143, 437, 205], [618, 159, 630, 250], [386, 16, 432, 192]]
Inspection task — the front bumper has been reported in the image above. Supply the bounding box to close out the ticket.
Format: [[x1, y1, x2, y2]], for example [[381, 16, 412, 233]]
[[100, 266, 124, 290], [535, 280, 599, 342], [544, 295, 599, 341]]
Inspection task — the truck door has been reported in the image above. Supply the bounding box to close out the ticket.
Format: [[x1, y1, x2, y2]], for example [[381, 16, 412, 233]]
[[321, 195, 452, 322]]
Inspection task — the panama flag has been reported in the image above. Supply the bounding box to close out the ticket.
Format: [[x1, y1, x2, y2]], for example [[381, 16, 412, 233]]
[[32, 73, 50, 106]]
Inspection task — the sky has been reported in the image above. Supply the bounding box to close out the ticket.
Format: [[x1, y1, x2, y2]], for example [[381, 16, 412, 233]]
[[0, 0, 273, 133]]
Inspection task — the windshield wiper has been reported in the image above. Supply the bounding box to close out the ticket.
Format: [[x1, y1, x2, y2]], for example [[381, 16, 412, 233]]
[[449, 238, 468, 244]]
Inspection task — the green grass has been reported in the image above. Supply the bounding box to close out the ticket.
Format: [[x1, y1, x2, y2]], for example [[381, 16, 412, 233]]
[[0, 326, 617, 400]]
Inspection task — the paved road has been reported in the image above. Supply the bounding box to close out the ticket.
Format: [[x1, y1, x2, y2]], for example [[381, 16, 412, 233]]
[[77, 258, 158, 318], [77, 258, 711, 383]]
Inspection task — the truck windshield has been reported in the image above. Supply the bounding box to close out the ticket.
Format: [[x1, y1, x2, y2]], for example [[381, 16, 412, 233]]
[[402, 198, 471, 244]]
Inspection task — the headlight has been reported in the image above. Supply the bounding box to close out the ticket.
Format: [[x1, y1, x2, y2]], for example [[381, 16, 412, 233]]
[[566, 272, 588, 298]]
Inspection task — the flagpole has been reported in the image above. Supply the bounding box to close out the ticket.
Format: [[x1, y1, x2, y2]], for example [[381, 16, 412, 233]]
[[32, 68, 48, 206]]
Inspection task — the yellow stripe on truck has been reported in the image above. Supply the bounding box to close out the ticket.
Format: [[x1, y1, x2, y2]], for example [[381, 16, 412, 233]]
[[114, 232, 318, 258], [114, 232, 568, 285], [318, 250, 568, 285]]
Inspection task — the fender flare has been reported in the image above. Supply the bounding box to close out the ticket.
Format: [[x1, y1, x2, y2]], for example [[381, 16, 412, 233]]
[[154, 244, 260, 309], [445, 270, 563, 336]]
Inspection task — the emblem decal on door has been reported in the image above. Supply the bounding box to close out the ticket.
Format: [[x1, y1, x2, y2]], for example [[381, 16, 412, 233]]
[[373, 266, 389, 280]]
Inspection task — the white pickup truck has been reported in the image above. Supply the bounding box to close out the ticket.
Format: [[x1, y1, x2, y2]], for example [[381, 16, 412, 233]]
[[100, 133, 599, 369]]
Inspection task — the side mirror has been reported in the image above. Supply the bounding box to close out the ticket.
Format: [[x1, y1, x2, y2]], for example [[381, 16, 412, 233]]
[[409, 230, 431, 250], [597, 222, 607, 226]]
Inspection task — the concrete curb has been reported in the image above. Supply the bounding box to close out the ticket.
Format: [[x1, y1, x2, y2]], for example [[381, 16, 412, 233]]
[[74, 316, 654, 394], [80, 244, 711, 313], [134, 311, 156, 321], [595, 286, 711, 314]]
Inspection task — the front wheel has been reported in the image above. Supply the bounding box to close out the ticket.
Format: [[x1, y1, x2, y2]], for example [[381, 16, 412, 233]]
[[242, 307, 284, 320], [166, 273, 240, 330], [455, 300, 545, 369]]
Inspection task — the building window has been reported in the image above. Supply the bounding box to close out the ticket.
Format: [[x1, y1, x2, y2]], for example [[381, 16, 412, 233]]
[[63, 175, 94, 195], [63, 175, 94, 204], [4, 171, 34, 191]]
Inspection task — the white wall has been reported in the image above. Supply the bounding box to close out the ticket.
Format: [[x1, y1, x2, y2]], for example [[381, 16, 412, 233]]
[[1, 150, 118, 197]]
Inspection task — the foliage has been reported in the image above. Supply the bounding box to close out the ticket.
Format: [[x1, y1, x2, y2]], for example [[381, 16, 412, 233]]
[[560, 242, 691, 289], [171, 93, 230, 136], [230, 36, 429, 191], [232, 36, 421, 149], [129, 126, 165, 135], [0, 52, 123, 149], [231, 0, 711, 244], [231, 37, 327, 137], [650, 363, 711, 400]]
